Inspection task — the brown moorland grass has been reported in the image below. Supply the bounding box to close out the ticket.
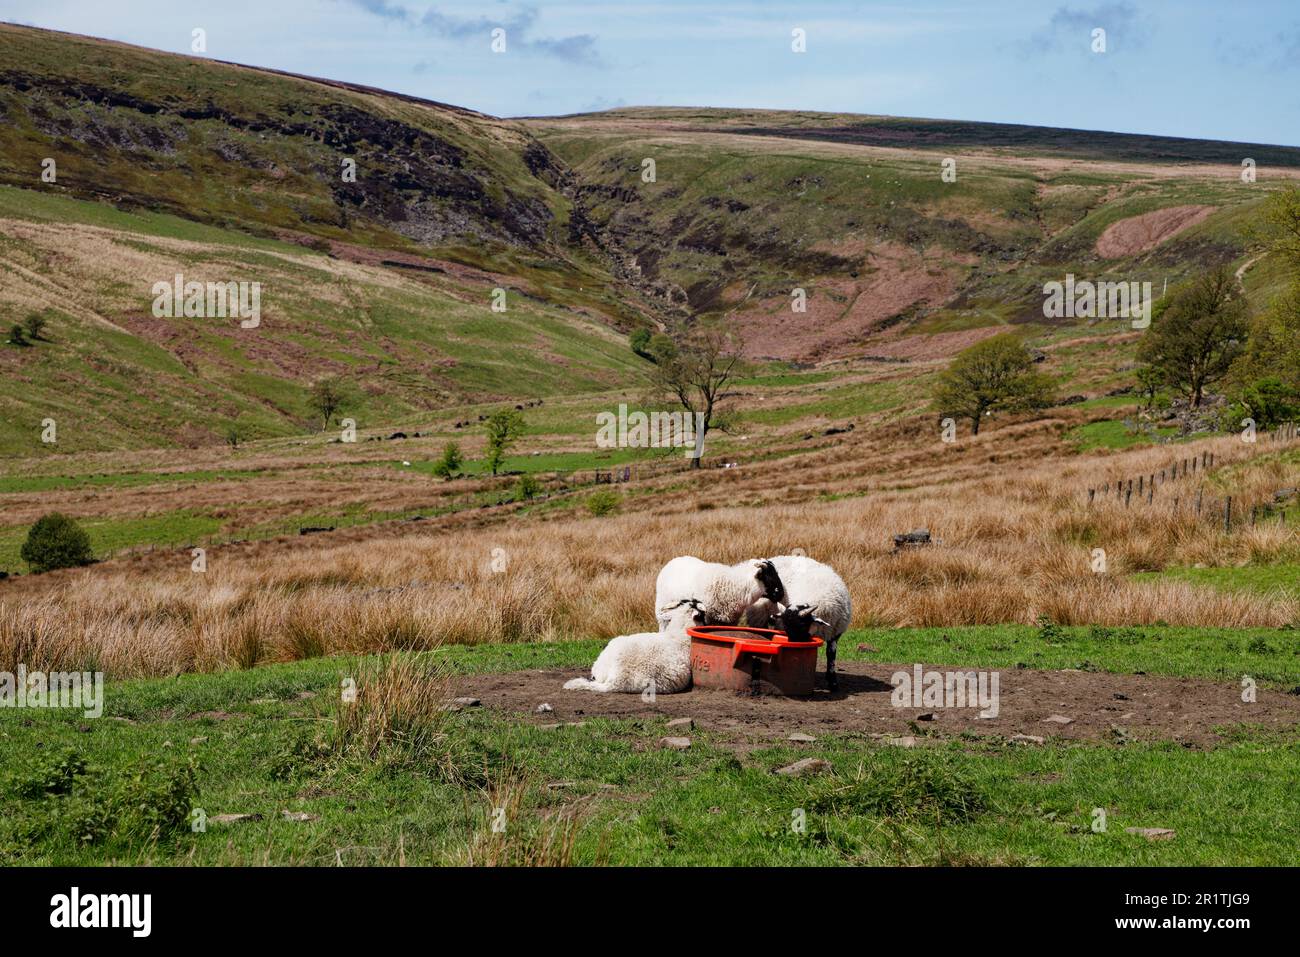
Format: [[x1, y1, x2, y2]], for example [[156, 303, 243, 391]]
[[2, 427, 1296, 680]]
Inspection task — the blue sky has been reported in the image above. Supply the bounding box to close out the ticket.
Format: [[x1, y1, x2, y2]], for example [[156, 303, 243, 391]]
[[3, 1, 1298, 145]]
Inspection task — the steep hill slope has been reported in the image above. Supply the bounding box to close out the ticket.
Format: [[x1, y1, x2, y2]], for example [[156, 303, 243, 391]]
[[527, 108, 1300, 360], [0, 25, 656, 456]]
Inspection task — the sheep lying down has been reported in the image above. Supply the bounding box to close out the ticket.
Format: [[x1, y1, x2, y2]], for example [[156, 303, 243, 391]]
[[563, 599, 706, 694]]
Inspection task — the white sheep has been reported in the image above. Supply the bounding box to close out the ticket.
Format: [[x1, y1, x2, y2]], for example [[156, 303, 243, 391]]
[[563, 598, 706, 694], [745, 555, 851, 691], [653, 556, 786, 632]]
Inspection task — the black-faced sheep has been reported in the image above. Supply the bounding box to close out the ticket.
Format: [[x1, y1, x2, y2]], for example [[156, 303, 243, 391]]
[[654, 556, 785, 631], [746, 555, 852, 690]]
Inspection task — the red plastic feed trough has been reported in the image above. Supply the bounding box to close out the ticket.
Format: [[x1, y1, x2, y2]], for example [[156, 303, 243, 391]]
[[687, 625, 824, 696]]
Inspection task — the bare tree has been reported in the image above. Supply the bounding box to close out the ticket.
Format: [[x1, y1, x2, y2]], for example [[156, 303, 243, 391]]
[[648, 320, 742, 469]]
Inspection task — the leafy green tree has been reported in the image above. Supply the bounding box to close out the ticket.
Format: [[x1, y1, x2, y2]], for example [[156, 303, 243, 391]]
[[433, 441, 463, 480], [20, 513, 93, 573], [1235, 376, 1300, 429], [1138, 267, 1247, 409], [931, 333, 1053, 436], [1256, 187, 1300, 270], [484, 409, 525, 476], [1135, 364, 1163, 410]]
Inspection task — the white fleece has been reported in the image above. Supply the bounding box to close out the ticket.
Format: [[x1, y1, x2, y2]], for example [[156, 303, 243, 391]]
[[653, 556, 773, 631], [563, 604, 699, 694], [745, 555, 851, 641]]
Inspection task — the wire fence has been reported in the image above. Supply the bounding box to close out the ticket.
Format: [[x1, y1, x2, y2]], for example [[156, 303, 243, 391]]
[[1085, 422, 1300, 532]]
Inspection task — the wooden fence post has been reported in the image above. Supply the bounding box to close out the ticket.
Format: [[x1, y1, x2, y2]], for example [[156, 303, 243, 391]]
[[1224, 497, 1232, 533]]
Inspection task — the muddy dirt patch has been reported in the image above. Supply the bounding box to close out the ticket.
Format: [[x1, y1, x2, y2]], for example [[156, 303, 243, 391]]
[[1095, 205, 1215, 259], [455, 661, 1300, 749]]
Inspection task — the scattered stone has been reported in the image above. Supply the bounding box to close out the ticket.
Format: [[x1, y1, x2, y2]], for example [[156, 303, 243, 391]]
[[110, 716, 137, 725], [281, 811, 320, 823], [892, 527, 932, 551], [659, 736, 692, 750], [190, 736, 208, 745], [536, 703, 554, 713], [1126, 827, 1175, 841], [211, 813, 262, 825], [857, 643, 878, 653], [296, 691, 317, 700], [538, 723, 562, 730], [444, 696, 482, 711], [708, 806, 722, 814], [1043, 714, 1074, 725], [788, 732, 816, 743], [915, 712, 936, 722], [1113, 693, 1130, 701], [882, 735, 919, 747], [666, 717, 694, 730], [251, 697, 277, 705], [775, 758, 831, 776], [565, 721, 586, 728], [1010, 734, 1045, 745]]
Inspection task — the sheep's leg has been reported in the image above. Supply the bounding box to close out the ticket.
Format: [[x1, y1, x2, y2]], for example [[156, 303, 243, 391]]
[[826, 637, 839, 692]]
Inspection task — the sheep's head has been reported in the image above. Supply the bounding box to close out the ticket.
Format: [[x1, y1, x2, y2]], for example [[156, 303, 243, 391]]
[[660, 597, 708, 629], [751, 559, 785, 606], [778, 603, 829, 642]]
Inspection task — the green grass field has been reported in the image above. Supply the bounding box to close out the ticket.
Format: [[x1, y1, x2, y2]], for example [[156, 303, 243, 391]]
[[2, 626, 1295, 866]]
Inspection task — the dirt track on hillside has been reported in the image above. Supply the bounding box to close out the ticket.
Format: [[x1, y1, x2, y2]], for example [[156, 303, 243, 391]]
[[454, 661, 1300, 749]]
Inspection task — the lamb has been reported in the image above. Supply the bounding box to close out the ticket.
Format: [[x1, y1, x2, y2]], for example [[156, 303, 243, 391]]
[[745, 555, 851, 691], [653, 556, 785, 632], [563, 598, 706, 694]]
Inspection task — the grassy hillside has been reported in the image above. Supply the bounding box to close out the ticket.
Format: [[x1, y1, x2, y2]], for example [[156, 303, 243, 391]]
[[0, 24, 571, 256], [0, 185, 645, 456], [528, 108, 1300, 359]]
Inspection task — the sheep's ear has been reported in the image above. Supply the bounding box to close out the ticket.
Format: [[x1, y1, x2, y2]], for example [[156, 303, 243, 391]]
[[813, 617, 831, 627]]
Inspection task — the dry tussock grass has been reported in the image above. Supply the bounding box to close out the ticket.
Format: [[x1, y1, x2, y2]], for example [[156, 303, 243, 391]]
[[3, 432, 1296, 678]]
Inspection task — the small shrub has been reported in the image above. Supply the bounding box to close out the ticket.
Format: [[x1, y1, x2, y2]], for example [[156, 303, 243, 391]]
[[515, 473, 542, 501], [19, 513, 93, 573], [808, 757, 985, 824], [267, 730, 333, 782], [6, 324, 27, 346], [433, 441, 463, 479], [1247, 636, 1276, 655], [586, 490, 622, 516], [6, 749, 88, 799], [61, 760, 198, 847], [22, 312, 49, 341], [335, 654, 459, 774], [1036, 615, 1064, 644]]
